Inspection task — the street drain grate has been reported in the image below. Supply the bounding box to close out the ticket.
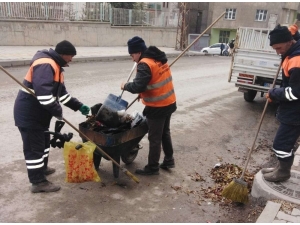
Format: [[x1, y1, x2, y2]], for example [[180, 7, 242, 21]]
[[263, 171, 300, 200]]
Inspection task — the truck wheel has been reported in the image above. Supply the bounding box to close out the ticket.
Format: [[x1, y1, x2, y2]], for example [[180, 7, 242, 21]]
[[244, 90, 257, 102]]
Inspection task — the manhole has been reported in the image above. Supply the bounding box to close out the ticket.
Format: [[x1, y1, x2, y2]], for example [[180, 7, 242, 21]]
[[263, 171, 300, 200]]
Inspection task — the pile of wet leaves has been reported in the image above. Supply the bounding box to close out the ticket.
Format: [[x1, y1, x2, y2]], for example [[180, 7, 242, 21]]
[[201, 163, 255, 204], [170, 163, 256, 206]]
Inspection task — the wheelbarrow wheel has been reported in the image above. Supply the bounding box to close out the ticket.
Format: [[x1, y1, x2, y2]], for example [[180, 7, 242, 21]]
[[121, 144, 142, 165]]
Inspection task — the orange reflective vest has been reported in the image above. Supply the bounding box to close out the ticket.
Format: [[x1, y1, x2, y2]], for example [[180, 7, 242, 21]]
[[282, 55, 300, 78], [139, 58, 176, 107], [25, 58, 64, 83]]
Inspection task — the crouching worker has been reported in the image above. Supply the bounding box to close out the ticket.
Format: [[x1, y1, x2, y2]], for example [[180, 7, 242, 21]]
[[14, 40, 90, 193], [263, 25, 300, 182], [121, 36, 177, 175]]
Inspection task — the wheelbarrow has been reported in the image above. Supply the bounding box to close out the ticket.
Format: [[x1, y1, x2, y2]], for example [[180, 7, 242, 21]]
[[78, 118, 148, 178]]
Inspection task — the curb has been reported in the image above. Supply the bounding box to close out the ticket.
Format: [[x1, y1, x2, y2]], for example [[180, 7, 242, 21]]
[[256, 201, 281, 223], [251, 170, 300, 205], [0, 52, 204, 68]]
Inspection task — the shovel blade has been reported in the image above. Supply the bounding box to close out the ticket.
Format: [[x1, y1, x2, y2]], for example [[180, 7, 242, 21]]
[[96, 94, 128, 127]]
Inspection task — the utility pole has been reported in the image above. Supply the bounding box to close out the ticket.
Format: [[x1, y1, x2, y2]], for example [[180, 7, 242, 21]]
[[175, 2, 189, 50]]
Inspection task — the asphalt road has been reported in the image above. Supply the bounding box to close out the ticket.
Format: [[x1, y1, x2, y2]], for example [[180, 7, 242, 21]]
[[0, 56, 279, 222]]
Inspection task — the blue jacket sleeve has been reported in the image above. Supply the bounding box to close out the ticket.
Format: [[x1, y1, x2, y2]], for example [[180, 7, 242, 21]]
[[269, 68, 300, 102], [58, 82, 83, 111]]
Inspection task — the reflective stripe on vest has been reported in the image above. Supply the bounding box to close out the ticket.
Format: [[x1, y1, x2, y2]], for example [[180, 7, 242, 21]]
[[139, 58, 176, 107]]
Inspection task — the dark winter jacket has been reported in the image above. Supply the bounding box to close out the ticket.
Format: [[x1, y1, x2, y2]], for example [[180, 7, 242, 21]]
[[269, 40, 300, 125], [14, 48, 83, 129], [124, 46, 177, 119]]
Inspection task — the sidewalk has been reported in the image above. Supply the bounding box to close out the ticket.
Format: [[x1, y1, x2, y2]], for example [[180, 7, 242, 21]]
[[0, 46, 196, 67]]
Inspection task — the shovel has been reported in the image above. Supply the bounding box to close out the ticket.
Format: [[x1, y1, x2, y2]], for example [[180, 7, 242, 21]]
[[96, 62, 137, 127]]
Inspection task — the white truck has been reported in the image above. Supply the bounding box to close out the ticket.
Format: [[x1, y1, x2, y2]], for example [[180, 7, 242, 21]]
[[228, 27, 282, 102]]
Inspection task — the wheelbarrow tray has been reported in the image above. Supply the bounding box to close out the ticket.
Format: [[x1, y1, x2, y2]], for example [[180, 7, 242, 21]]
[[78, 120, 148, 178]]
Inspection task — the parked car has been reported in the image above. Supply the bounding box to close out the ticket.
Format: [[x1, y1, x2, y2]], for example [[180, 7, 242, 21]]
[[201, 43, 222, 55]]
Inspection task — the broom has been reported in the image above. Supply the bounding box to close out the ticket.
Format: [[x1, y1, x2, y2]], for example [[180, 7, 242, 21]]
[[222, 61, 282, 204]]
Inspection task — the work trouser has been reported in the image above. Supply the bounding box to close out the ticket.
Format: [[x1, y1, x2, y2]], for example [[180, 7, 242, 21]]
[[147, 114, 174, 169], [18, 127, 50, 184], [273, 122, 300, 162]]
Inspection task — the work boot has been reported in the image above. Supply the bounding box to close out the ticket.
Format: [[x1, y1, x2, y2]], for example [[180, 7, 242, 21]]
[[31, 181, 61, 193], [261, 162, 279, 174], [263, 157, 294, 182], [135, 165, 159, 175], [44, 167, 56, 176], [160, 159, 175, 169]]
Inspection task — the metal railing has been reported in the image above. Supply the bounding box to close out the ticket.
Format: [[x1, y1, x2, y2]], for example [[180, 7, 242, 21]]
[[0, 2, 178, 27], [111, 8, 178, 27], [0, 2, 111, 22]]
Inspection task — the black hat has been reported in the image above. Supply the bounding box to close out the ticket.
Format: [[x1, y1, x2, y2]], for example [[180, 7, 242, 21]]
[[55, 40, 77, 55], [269, 24, 293, 46], [127, 36, 147, 54]]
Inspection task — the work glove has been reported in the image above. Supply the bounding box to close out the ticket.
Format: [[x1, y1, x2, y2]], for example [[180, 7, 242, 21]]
[[79, 104, 90, 115]]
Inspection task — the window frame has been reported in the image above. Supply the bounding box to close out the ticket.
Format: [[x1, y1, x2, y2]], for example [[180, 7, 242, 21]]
[[255, 9, 268, 21], [219, 30, 230, 43], [225, 8, 236, 20]]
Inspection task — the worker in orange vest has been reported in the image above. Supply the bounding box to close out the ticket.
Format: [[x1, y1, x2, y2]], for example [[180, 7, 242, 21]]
[[121, 36, 177, 175]]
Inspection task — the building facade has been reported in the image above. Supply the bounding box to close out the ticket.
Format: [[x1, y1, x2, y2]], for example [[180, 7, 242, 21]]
[[187, 2, 299, 46], [209, 2, 299, 45]]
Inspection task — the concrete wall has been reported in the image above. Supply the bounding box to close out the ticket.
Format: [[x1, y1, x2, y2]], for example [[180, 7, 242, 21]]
[[0, 20, 177, 47]]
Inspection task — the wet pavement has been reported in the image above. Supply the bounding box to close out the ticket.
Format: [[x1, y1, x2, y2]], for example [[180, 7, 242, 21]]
[[0, 45, 299, 222]]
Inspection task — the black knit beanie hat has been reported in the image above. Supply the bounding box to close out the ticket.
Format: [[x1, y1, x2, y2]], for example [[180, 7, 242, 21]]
[[127, 36, 147, 54], [269, 24, 293, 46], [55, 40, 77, 55]]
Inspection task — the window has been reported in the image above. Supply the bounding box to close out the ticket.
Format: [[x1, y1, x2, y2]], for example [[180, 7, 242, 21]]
[[225, 8, 236, 20], [219, 30, 230, 43], [256, 9, 267, 21]]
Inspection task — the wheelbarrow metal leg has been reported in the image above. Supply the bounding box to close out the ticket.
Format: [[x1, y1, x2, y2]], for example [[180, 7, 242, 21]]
[[112, 154, 121, 178], [93, 152, 102, 170]]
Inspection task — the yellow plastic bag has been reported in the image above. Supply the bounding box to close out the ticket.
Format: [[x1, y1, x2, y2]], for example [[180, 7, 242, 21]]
[[63, 141, 101, 183]]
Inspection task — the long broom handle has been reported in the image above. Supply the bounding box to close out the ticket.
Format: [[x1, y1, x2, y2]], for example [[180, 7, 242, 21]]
[[126, 11, 226, 109], [0, 65, 140, 184], [240, 62, 282, 178]]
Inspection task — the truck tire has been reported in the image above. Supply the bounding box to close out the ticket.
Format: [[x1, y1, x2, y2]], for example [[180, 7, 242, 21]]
[[244, 90, 257, 102]]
